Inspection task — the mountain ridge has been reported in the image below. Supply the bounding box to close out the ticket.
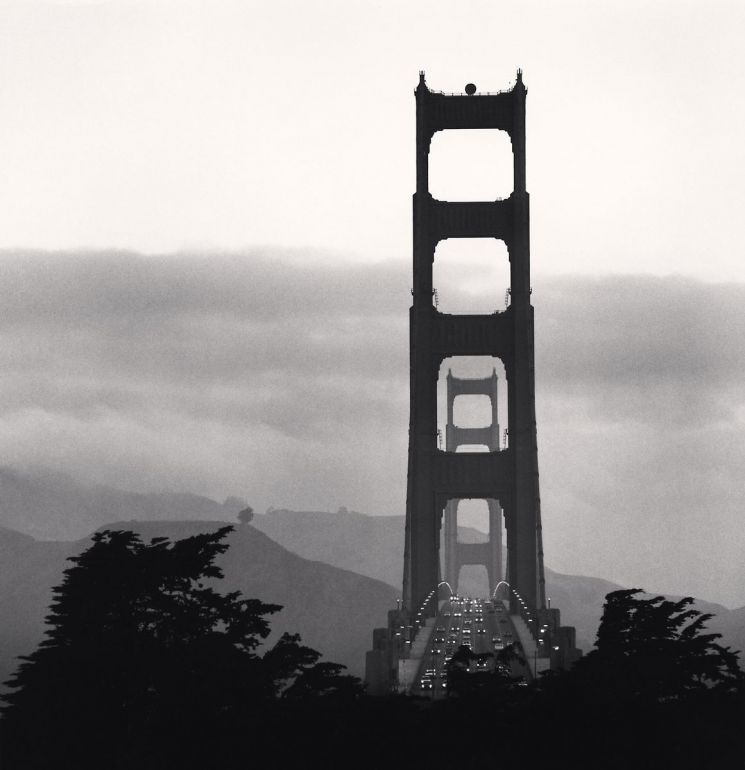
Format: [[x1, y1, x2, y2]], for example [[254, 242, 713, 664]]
[[0, 469, 742, 675], [0, 519, 397, 688], [0, 467, 243, 541]]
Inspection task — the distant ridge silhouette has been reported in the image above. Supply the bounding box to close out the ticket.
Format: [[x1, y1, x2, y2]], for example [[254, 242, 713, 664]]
[[0, 520, 397, 688]]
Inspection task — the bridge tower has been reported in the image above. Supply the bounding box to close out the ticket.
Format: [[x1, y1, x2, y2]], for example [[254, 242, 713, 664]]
[[442, 369, 503, 594], [402, 70, 545, 618], [366, 73, 579, 693]]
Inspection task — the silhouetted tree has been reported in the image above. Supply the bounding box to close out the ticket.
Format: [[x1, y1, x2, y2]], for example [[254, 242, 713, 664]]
[[567, 589, 744, 705], [444, 644, 522, 697], [237, 505, 254, 524], [444, 643, 475, 694], [1, 526, 360, 769], [529, 589, 745, 768]]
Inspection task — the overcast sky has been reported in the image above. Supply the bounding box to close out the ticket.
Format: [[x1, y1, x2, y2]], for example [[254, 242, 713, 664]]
[[1, 0, 745, 606]]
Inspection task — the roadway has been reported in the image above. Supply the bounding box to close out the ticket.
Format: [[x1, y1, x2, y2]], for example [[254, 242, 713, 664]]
[[413, 596, 528, 698]]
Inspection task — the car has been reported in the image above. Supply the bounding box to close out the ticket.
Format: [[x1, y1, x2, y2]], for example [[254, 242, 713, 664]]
[[504, 632, 513, 639], [477, 627, 486, 634], [420, 679, 433, 690]]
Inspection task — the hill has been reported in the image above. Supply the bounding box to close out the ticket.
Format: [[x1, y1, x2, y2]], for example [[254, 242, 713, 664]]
[[0, 467, 244, 540], [0, 467, 740, 667], [0, 521, 397, 687]]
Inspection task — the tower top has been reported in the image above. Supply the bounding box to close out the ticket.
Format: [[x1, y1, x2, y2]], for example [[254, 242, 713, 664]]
[[415, 70, 526, 97]]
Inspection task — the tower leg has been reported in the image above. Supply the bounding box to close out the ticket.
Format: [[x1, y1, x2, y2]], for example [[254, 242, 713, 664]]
[[488, 498, 502, 594], [444, 499, 458, 593]]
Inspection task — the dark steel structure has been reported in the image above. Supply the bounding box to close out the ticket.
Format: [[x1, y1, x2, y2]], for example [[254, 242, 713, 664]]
[[365, 73, 579, 695], [442, 369, 503, 594], [403, 70, 545, 618]]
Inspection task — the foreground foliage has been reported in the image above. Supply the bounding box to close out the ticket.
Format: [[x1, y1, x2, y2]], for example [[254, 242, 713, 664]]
[[2, 542, 744, 769], [564, 589, 744, 703], [0, 526, 360, 768]]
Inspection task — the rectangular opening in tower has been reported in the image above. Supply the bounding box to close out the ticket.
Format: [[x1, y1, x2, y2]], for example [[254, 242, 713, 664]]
[[453, 394, 492, 428], [457, 498, 489, 541], [438, 356, 508, 448], [429, 129, 513, 201], [433, 238, 509, 315]]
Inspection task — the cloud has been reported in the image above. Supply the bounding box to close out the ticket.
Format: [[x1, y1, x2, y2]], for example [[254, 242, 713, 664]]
[[0, 249, 412, 524], [532, 276, 745, 605], [1, 250, 745, 605], [536, 275, 745, 426]]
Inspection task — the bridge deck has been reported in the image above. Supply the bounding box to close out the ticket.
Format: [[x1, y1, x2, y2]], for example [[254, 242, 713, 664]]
[[407, 596, 549, 697]]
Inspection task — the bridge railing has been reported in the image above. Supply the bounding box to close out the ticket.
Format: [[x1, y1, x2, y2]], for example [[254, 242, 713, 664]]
[[508, 586, 567, 662], [510, 587, 535, 629], [397, 585, 441, 655], [493, 583, 551, 653]]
